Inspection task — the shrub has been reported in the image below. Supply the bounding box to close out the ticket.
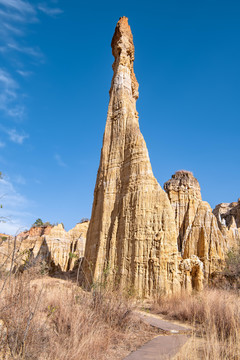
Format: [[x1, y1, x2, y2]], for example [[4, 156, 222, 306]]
[[0, 271, 154, 360], [152, 289, 240, 359], [79, 218, 89, 224], [224, 246, 240, 278]]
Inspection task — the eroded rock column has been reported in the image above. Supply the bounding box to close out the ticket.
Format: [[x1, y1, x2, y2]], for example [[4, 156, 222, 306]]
[[83, 17, 179, 296]]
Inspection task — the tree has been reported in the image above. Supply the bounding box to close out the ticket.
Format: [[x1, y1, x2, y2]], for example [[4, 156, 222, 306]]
[[79, 218, 89, 223], [32, 219, 53, 227], [33, 218, 44, 227]]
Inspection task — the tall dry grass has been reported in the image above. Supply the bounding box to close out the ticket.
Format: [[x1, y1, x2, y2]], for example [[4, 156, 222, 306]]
[[152, 289, 240, 359], [0, 270, 155, 360]]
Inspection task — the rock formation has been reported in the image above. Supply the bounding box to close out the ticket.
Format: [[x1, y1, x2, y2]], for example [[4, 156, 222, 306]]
[[1, 18, 237, 297], [83, 17, 180, 296], [0, 221, 89, 273], [213, 199, 240, 247], [163, 171, 202, 252], [164, 171, 228, 277]]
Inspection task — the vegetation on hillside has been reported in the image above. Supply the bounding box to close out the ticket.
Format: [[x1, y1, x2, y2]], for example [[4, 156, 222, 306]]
[[32, 218, 52, 228], [224, 246, 240, 281], [0, 268, 155, 360]]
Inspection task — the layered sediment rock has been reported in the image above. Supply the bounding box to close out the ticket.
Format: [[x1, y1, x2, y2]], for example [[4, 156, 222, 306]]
[[213, 199, 240, 246], [163, 171, 202, 252], [164, 171, 227, 276], [179, 255, 204, 291], [83, 17, 180, 296], [0, 222, 89, 273]]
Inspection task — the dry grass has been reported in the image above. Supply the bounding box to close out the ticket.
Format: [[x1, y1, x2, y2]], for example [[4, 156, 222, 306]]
[[0, 271, 156, 360], [152, 289, 240, 359]]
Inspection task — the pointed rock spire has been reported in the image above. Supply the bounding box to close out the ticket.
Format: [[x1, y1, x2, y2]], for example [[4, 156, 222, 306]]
[[83, 17, 180, 296]]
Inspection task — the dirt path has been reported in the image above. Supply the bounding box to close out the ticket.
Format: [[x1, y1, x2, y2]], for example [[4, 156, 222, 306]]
[[124, 311, 192, 360]]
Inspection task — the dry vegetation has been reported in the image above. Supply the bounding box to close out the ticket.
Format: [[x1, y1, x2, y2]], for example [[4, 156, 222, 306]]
[[0, 270, 156, 360], [152, 289, 240, 359]]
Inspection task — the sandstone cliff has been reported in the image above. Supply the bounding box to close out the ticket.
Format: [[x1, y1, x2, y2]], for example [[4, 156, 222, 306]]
[[83, 17, 180, 296], [0, 221, 89, 273], [164, 171, 228, 277], [213, 199, 240, 247]]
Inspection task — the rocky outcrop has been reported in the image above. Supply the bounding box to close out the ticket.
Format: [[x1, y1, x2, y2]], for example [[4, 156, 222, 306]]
[[83, 17, 180, 296], [213, 199, 240, 247], [0, 221, 89, 273], [163, 171, 202, 252], [164, 171, 227, 277], [179, 255, 204, 291]]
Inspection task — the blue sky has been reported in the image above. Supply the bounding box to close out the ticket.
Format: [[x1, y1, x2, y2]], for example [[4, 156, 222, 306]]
[[0, 0, 239, 234]]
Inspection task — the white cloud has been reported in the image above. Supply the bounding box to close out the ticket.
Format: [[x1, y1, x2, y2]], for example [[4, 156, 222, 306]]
[[7, 128, 29, 144], [0, 0, 35, 14], [3, 22, 24, 35], [0, 68, 25, 118], [0, 221, 28, 235], [38, 3, 63, 16], [0, 177, 31, 235], [54, 153, 67, 167], [0, 125, 29, 144], [17, 69, 32, 77], [0, 141, 5, 148], [8, 42, 44, 58], [0, 0, 61, 122], [0, 8, 26, 23], [0, 178, 26, 207], [0, 68, 18, 88]]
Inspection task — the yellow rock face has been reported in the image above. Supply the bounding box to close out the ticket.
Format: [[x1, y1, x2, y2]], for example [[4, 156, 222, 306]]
[[83, 17, 180, 296], [164, 170, 202, 252], [213, 199, 240, 248], [0, 222, 89, 273], [164, 171, 228, 277]]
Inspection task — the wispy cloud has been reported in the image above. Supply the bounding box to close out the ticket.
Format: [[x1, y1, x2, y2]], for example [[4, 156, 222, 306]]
[[38, 3, 63, 16], [0, 0, 35, 14], [0, 8, 26, 23], [0, 0, 62, 121], [3, 22, 24, 35], [0, 68, 17, 88], [0, 68, 25, 118], [17, 69, 32, 77], [0, 176, 31, 234], [54, 153, 67, 167], [0, 140, 5, 148], [0, 125, 29, 144], [7, 128, 29, 144], [8, 42, 44, 59]]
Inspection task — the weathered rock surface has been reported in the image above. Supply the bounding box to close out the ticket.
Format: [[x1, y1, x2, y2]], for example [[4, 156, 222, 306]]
[[83, 17, 180, 296], [213, 199, 240, 246], [163, 171, 202, 252], [164, 171, 228, 277], [0, 221, 89, 273], [179, 255, 204, 291]]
